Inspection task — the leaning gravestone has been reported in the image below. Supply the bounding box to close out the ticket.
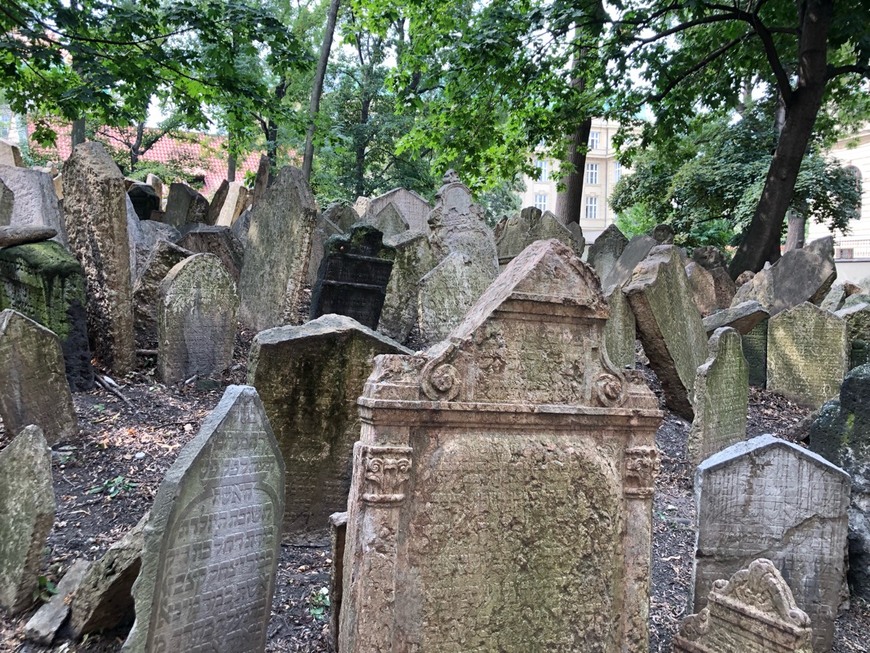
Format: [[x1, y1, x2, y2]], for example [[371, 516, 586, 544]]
[[0, 309, 77, 445], [123, 385, 284, 653], [157, 254, 238, 384], [693, 434, 850, 653], [685, 262, 719, 316], [688, 327, 748, 468], [835, 302, 870, 370], [215, 182, 249, 228], [494, 207, 584, 268], [767, 302, 847, 409], [588, 224, 628, 282], [0, 425, 56, 614], [379, 230, 437, 344], [206, 179, 229, 225], [339, 239, 662, 653], [0, 166, 67, 245], [177, 224, 245, 283], [604, 289, 636, 370], [238, 166, 318, 331], [624, 245, 708, 420], [248, 314, 410, 534], [62, 142, 136, 374], [132, 240, 192, 352], [675, 558, 813, 653], [702, 300, 768, 337], [322, 201, 360, 233], [127, 182, 160, 221], [0, 139, 24, 167], [310, 225, 396, 330], [0, 178, 12, 224], [163, 182, 209, 228]]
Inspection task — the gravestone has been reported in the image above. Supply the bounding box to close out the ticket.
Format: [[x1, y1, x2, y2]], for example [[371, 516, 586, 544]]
[[305, 213, 344, 286], [146, 174, 163, 203], [157, 254, 238, 384], [248, 314, 410, 534], [821, 282, 863, 313], [177, 224, 244, 282], [238, 166, 318, 331], [688, 327, 748, 468], [624, 245, 708, 420], [0, 178, 11, 224], [685, 261, 719, 316], [767, 302, 847, 408], [215, 182, 249, 227], [0, 139, 24, 167], [494, 207, 584, 267], [807, 364, 870, 600], [693, 434, 850, 652], [600, 234, 657, 295], [588, 223, 628, 282], [206, 179, 229, 225], [24, 559, 91, 644], [249, 154, 270, 208], [703, 301, 768, 337], [835, 302, 870, 369], [368, 201, 408, 239], [132, 240, 192, 352], [742, 318, 769, 387], [127, 182, 160, 221], [128, 219, 181, 283], [363, 187, 431, 233], [123, 385, 284, 653], [310, 225, 396, 330], [675, 558, 813, 653], [691, 246, 729, 271], [0, 425, 55, 614], [604, 288, 636, 370], [709, 266, 737, 309], [0, 166, 67, 245], [339, 239, 662, 653], [62, 142, 136, 374], [164, 182, 209, 228], [322, 202, 360, 233], [0, 241, 93, 390], [651, 223, 674, 244], [0, 309, 77, 444], [0, 225, 56, 247], [379, 230, 437, 344]]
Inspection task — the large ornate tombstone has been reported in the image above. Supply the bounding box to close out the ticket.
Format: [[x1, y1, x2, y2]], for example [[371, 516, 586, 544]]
[[338, 239, 662, 653]]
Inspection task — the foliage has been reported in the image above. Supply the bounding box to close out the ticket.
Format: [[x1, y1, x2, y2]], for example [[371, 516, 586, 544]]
[[86, 475, 138, 498], [307, 587, 330, 620], [33, 575, 57, 604], [614, 204, 657, 240], [476, 175, 524, 227]]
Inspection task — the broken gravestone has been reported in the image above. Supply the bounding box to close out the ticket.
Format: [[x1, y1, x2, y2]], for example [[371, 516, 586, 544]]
[[123, 385, 284, 652], [0, 166, 67, 245], [24, 559, 92, 645], [176, 224, 245, 283]]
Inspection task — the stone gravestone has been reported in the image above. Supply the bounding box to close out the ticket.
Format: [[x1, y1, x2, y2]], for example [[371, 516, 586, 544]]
[[588, 223, 628, 282], [305, 213, 344, 287], [132, 240, 192, 353], [0, 309, 77, 445], [248, 314, 410, 534], [367, 202, 408, 239], [688, 327, 748, 468], [363, 187, 431, 234], [0, 139, 24, 167], [123, 385, 284, 653], [215, 182, 249, 228], [835, 302, 870, 369], [0, 178, 12, 224], [807, 364, 870, 600], [238, 166, 318, 331], [127, 182, 160, 221], [157, 254, 239, 384], [310, 225, 396, 330], [703, 300, 768, 337], [674, 558, 813, 653], [164, 182, 209, 228], [321, 201, 360, 233], [685, 261, 719, 316], [0, 166, 68, 245], [742, 318, 769, 387], [494, 207, 584, 268], [339, 240, 662, 653], [379, 231, 437, 344], [624, 245, 708, 420], [207, 179, 229, 225], [693, 434, 850, 652], [177, 224, 245, 283], [62, 142, 136, 375], [767, 302, 847, 409], [0, 425, 55, 614]]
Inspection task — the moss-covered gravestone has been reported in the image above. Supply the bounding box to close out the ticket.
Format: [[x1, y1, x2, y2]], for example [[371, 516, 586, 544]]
[[248, 314, 410, 534], [132, 240, 192, 352], [0, 425, 55, 614], [835, 302, 870, 370], [380, 231, 437, 344], [157, 254, 238, 384], [123, 386, 284, 652], [0, 241, 93, 390], [742, 318, 769, 387]]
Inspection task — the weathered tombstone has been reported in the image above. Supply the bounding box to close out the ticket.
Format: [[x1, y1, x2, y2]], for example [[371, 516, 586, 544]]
[[215, 181, 249, 228], [62, 142, 136, 374], [329, 511, 348, 649], [0, 241, 93, 390], [703, 300, 768, 337], [238, 166, 318, 331], [0, 178, 12, 224], [588, 223, 628, 282], [624, 245, 708, 420], [248, 314, 411, 534], [132, 240, 192, 352], [604, 288, 636, 370], [0, 140, 24, 167], [123, 385, 284, 652], [688, 327, 748, 468], [367, 201, 409, 239], [807, 364, 870, 600], [651, 223, 675, 244], [742, 318, 769, 387], [24, 559, 91, 644], [163, 182, 209, 228], [128, 219, 181, 282], [494, 207, 584, 268], [820, 281, 862, 313], [675, 558, 813, 653], [363, 187, 431, 233], [0, 425, 55, 614], [157, 254, 238, 384], [835, 302, 870, 369], [731, 236, 837, 316], [206, 179, 229, 225], [709, 265, 737, 309], [0, 309, 77, 444], [685, 261, 719, 316], [693, 434, 850, 652], [339, 239, 662, 653], [600, 234, 657, 295], [322, 201, 360, 233], [249, 154, 270, 208], [379, 231, 437, 344], [305, 213, 344, 287], [127, 182, 160, 221], [145, 173, 164, 203], [177, 224, 244, 282], [691, 245, 729, 271], [0, 225, 56, 247], [767, 302, 847, 408], [0, 166, 67, 245], [231, 208, 252, 247]]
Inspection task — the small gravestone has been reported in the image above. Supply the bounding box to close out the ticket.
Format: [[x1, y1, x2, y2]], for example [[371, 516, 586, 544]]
[[691, 246, 729, 271], [248, 314, 410, 533], [368, 201, 408, 239], [206, 179, 229, 225], [215, 182, 249, 227], [322, 202, 360, 233], [588, 223, 628, 282], [146, 174, 163, 203], [703, 300, 768, 337], [685, 262, 719, 316], [310, 225, 396, 330], [651, 223, 674, 244], [164, 182, 209, 228], [177, 224, 244, 282], [709, 266, 737, 309], [0, 139, 24, 167], [0, 425, 55, 614], [128, 183, 160, 221], [250, 154, 270, 208], [767, 302, 847, 408], [688, 327, 748, 468], [693, 434, 850, 653], [123, 385, 284, 653], [821, 282, 863, 313], [158, 254, 238, 384], [835, 302, 870, 369], [305, 213, 344, 286], [379, 231, 437, 344], [494, 207, 584, 267], [0, 178, 12, 224], [63, 142, 136, 374], [24, 559, 91, 644], [363, 188, 431, 233], [675, 558, 813, 653], [0, 309, 78, 444], [742, 318, 769, 387], [0, 167, 67, 245], [132, 240, 192, 352], [624, 245, 708, 420]]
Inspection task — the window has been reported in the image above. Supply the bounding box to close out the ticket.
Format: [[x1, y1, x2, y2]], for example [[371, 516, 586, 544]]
[[614, 161, 622, 182], [534, 158, 549, 182], [534, 193, 548, 211], [585, 196, 598, 220], [585, 163, 599, 185], [588, 131, 600, 149]]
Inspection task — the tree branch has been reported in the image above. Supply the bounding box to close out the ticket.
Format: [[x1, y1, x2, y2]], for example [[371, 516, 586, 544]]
[[650, 34, 751, 102], [827, 63, 870, 80]]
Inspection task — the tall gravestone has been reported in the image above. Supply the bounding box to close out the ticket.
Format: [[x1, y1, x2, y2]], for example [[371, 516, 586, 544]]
[[164, 183, 209, 228], [238, 166, 318, 331], [362, 188, 431, 233], [380, 231, 437, 344], [157, 254, 239, 384], [693, 434, 850, 652], [339, 240, 662, 653], [742, 318, 769, 387], [835, 302, 870, 369], [62, 142, 136, 374], [123, 385, 284, 653], [0, 309, 77, 445], [132, 240, 192, 353], [248, 314, 410, 534], [215, 181, 249, 228], [688, 327, 748, 468], [0, 425, 55, 614], [767, 302, 847, 409]]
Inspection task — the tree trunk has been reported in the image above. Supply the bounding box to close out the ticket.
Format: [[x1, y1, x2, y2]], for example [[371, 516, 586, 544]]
[[71, 118, 86, 149], [228, 152, 237, 183], [728, 0, 833, 278], [784, 207, 807, 252], [302, 0, 341, 182], [555, 118, 592, 224], [130, 122, 144, 169], [354, 96, 372, 198]]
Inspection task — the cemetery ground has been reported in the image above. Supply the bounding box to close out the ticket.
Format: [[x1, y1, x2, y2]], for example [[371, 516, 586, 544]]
[[0, 332, 868, 652]]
